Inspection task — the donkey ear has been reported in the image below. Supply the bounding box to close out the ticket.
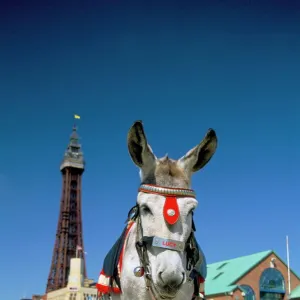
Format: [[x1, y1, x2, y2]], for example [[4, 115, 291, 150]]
[[178, 129, 217, 174], [127, 121, 156, 169]]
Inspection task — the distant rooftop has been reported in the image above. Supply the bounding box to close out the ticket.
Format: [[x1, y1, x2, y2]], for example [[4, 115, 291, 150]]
[[206, 250, 273, 295], [291, 285, 300, 299]]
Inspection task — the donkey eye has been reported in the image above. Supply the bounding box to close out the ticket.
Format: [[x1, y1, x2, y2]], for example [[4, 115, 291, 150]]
[[140, 205, 152, 215]]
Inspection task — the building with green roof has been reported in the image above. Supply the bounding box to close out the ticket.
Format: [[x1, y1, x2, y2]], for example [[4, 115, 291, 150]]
[[205, 250, 300, 300]]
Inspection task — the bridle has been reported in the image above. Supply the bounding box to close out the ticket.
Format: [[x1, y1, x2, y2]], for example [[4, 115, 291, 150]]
[[128, 184, 202, 300]]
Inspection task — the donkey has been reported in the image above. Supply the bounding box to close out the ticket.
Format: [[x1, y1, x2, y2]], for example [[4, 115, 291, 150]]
[[97, 121, 217, 300]]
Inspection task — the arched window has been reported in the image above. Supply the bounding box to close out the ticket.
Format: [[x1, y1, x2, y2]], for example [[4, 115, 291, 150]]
[[71, 180, 77, 190], [260, 268, 285, 299], [240, 285, 256, 300]]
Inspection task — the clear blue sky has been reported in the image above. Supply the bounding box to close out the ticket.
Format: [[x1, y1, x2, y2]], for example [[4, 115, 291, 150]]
[[0, 1, 299, 299]]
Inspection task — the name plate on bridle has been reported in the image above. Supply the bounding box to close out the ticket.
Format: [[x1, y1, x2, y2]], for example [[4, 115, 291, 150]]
[[152, 236, 185, 252]]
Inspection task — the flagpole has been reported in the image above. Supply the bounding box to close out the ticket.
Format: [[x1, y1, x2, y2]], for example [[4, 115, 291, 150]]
[[73, 114, 81, 128], [286, 235, 291, 296]]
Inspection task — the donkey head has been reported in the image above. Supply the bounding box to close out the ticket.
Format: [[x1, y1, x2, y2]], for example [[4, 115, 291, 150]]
[[127, 121, 217, 189], [127, 121, 217, 298]]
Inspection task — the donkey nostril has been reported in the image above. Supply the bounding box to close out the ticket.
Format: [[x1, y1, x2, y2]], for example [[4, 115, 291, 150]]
[[159, 271, 185, 289], [158, 272, 164, 283]]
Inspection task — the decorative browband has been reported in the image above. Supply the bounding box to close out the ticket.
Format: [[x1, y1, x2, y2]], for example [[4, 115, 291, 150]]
[[139, 184, 196, 198]]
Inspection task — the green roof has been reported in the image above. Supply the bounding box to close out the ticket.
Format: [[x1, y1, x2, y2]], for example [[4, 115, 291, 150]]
[[291, 286, 300, 299], [205, 250, 272, 296]]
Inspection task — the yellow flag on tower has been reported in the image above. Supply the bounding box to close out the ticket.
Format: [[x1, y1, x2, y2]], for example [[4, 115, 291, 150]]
[[74, 114, 81, 119]]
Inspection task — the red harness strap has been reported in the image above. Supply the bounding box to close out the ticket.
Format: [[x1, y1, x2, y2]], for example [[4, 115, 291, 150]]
[[163, 196, 180, 225]]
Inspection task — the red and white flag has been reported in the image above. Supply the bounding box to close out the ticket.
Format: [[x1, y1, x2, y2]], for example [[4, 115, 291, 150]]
[[76, 245, 83, 251]]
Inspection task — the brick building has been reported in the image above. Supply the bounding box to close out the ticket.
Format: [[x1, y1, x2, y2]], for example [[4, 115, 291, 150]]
[[205, 250, 300, 300]]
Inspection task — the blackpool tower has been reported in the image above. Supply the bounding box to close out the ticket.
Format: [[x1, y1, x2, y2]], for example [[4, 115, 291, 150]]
[[46, 125, 87, 293]]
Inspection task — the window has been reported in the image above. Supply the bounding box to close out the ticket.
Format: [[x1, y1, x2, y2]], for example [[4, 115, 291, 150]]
[[69, 294, 76, 300], [217, 262, 228, 270], [71, 180, 77, 190], [240, 285, 256, 300], [260, 268, 285, 299], [70, 202, 77, 210], [71, 192, 77, 200], [260, 293, 284, 299], [51, 269, 56, 277], [71, 294, 77, 300], [70, 226, 76, 234], [71, 147, 78, 153], [213, 272, 224, 280], [69, 239, 75, 248]]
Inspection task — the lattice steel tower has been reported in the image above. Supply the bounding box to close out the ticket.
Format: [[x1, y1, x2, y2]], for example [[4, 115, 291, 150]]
[[46, 126, 87, 293]]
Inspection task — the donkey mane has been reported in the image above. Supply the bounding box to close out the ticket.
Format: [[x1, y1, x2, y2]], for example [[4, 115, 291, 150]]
[[141, 156, 190, 189]]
